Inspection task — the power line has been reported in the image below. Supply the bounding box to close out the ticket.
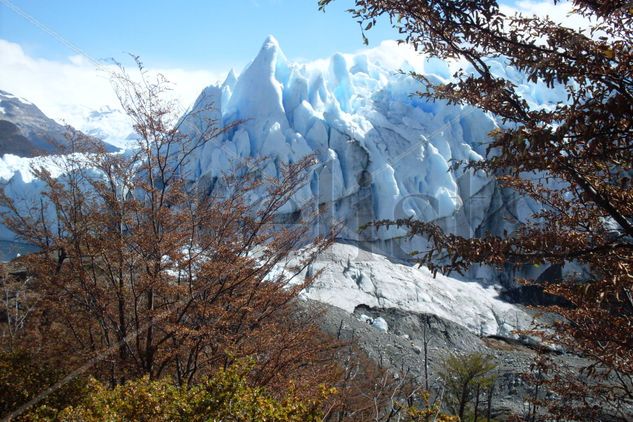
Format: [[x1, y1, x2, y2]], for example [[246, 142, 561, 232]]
[[0, 0, 105, 71]]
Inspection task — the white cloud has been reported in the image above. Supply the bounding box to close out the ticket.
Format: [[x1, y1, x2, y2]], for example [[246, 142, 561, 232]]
[[500, 0, 594, 32], [0, 38, 227, 129]]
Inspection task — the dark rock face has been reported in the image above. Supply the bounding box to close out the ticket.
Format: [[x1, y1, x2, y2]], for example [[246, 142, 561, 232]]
[[0, 120, 40, 157], [499, 284, 572, 307], [0, 90, 117, 157]]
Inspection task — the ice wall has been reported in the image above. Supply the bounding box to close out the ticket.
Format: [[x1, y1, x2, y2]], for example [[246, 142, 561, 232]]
[[180, 36, 533, 267]]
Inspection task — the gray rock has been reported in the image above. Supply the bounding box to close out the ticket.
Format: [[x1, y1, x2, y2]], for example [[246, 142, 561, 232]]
[[299, 299, 625, 420]]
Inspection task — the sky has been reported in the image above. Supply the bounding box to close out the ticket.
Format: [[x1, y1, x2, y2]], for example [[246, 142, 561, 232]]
[[0, 0, 583, 127], [0, 0, 399, 70], [0, 0, 399, 124]]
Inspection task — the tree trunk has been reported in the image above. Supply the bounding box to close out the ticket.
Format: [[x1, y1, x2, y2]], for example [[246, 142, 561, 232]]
[[458, 382, 469, 420], [474, 384, 480, 422], [487, 382, 494, 422], [117, 273, 128, 365], [145, 288, 154, 376], [423, 315, 429, 391]]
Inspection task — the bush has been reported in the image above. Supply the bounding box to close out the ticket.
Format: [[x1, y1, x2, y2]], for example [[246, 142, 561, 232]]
[[0, 350, 87, 421], [44, 362, 328, 421], [404, 391, 459, 422]]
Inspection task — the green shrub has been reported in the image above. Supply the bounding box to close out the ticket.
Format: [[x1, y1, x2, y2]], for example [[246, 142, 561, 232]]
[[1, 349, 330, 421], [439, 352, 496, 421]]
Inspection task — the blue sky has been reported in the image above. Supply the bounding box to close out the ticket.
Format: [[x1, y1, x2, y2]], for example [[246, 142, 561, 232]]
[[0, 0, 395, 70], [0, 0, 577, 128]]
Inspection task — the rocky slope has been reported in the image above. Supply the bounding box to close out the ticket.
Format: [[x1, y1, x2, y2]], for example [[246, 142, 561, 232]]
[[302, 299, 619, 420]]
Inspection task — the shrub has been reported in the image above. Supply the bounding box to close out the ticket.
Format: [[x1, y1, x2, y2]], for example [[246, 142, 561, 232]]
[[0, 350, 87, 421], [50, 362, 328, 422]]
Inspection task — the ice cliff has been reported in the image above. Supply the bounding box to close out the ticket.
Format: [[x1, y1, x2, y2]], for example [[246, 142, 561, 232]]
[[180, 36, 545, 272]]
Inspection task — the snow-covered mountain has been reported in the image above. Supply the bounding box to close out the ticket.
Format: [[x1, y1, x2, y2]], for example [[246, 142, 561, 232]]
[[55, 104, 137, 150], [0, 91, 122, 260], [0, 90, 119, 156]]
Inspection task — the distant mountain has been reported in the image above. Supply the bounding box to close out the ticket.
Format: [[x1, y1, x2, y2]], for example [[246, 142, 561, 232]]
[[55, 103, 137, 150], [0, 90, 118, 156]]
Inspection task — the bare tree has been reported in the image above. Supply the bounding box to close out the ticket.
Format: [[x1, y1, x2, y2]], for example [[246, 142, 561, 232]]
[[0, 266, 36, 350]]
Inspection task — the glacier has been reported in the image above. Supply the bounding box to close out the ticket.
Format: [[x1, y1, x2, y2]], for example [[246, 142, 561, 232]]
[[180, 36, 545, 268], [301, 243, 534, 337], [0, 36, 564, 335], [58, 104, 137, 150]]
